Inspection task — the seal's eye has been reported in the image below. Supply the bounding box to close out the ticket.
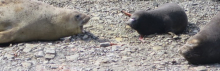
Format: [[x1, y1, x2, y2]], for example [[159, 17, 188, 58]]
[[75, 14, 81, 20], [75, 15, 80, 18]]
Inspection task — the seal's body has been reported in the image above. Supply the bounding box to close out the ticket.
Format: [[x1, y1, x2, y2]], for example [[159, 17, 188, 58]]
[[122, 3, 188, 41], [0, 0, 90, 43], [180, 12, 220, 65]]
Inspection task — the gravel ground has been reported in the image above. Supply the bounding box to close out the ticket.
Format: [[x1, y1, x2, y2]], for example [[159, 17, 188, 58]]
[[1, 0, 220, 71]]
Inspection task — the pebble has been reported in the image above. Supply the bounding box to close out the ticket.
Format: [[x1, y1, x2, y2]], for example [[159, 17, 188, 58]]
[[36, 51, 44, 57], [23, 47, 33, 52], [152, 46, 163, 51], [122, 56, 132, 61], [193, 29, 199, 33], [91, 17, 100, 20], [25, 44, 37, 48], [21, 62, 32, 68], [45, 49, 56, 54], [111, 46, 120, 51], [66, 54, 79, 61], [100, 42, 111, 47], [50, 64, 59, 69], [45, 54, 55, 59], [194, 66, 207, 71], [82, 35, 89, 39], [4, 54, 14, 59]]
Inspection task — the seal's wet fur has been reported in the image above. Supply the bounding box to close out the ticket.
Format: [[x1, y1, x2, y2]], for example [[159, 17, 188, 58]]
[[124, 3, 188, 37]]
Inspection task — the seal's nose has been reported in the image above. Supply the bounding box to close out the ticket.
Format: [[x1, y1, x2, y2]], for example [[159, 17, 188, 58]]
[[82, 15, 90, 25]]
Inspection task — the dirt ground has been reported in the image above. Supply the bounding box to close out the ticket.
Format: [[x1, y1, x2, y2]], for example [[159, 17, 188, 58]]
[[1, 0, 220, 71]]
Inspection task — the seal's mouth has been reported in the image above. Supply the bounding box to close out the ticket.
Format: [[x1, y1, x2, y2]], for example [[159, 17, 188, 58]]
[[81, 16, 90, 25], [80, 26, 83, 32]]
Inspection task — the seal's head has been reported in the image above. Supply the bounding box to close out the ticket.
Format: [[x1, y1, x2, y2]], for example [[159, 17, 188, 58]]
[[125, 11, 146, 30], [179, 38, 201, 60], [54, 10, 90, 33]]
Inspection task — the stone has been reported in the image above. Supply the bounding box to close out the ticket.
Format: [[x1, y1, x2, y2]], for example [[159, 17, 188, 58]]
[[122, 56, 132, 61], [4, 54, 14, 59], [82, 35, 89, 39], [115, 37, 123, 42], [45, 49, 56, 54], [36, 51, 44, 57], [21, 62, 32, 68], [152, 46, 163, 50], [100, 42, 111, 47], [45, 54, 55, 59], [25, 44, 37, 48], [111, 46, 120, 51], [23, 47, 33, 52], [91, 17, 100, 20], [173, 35, 179, 39], [193, 29, 199, 33], [50, 64, 59, 69], [66, 54, 79, 61], [194, 66, 207, 71]]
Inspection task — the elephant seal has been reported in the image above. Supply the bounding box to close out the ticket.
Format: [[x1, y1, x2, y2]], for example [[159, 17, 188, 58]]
[[0, 0, 90, 44], [179, 12, 220, 65], [121, 3, 188, 42]]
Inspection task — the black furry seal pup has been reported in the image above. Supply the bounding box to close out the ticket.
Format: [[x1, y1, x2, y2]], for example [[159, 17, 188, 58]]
[[179, 12, 220, 65], [122, 3, 188, 42]]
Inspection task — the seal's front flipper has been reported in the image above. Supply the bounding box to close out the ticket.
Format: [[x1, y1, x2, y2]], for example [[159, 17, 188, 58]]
[[139, 35, 145, 43], [168, 32, 179, 38], [0, 29, 17, 43]]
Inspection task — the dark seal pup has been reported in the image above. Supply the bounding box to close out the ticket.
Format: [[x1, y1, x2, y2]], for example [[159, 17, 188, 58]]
[[122, 3, 188, 42], [179, 12, 220, 65], [0, 0, 90, 44]]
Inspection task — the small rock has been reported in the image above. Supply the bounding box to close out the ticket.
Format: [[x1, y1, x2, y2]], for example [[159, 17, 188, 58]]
[[122, 56, 132, 61], [118, 13, 123, 16], [115, 37, 123, 42], [91, 17, 100, 20], [50, 65, 58, 69], [21, 62, 32, 68], [100, 59, 111, 64], [152, 46, 163, 50], [4, 54, 14, 59], [66, 54, 79, 61], [146, 34, 155, 38], [68, 45, 75, 48], [59, 59, 66, 62], [193, 29, 199, 33], [11, 62, 17, 66], [194, 66, 207, 71], [82, 35, 89, 39], [25, 44, 37, 48], [44, 60, 49, 64], [111, 46, 120, 51], [36, 51, 44, 57], [125, 25, 131, 28], [25, 58, 31, 61], [192, 3, 198, 6], [0, 56, 3, 60], [100, 42, 111, 47], [62, 37, 71, 42], [173, 35, 179, 39], [45, 49, 56, 54], [45, 54, 55, 59], [23, 47, 33, 52]]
